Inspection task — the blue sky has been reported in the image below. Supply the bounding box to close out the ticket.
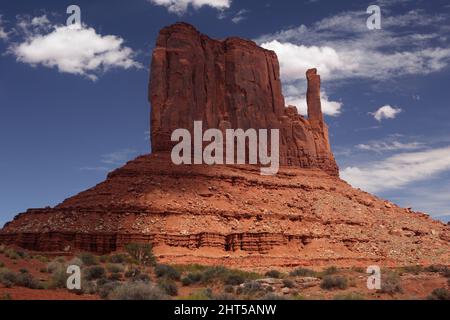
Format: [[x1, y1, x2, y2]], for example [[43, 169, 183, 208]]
[[1, 0, 450, 226]]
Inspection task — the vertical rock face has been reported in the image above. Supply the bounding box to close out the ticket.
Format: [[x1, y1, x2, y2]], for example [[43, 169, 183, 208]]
[[149, 22, 338, 176]]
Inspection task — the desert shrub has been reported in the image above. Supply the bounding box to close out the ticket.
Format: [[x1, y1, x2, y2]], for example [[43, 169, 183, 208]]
[[399, 265, 424, 275], [84, 266, 106, 280], [322, 266, 339, 276], [67, 257, 83, 267], [181, 272, 202, 286], [261, 293, 287, 300], [47, 258, 64, 274], [48, 266, 68, 289], [108, 273, 122, 281], [158, 279, 178, 296], [379, 271, 403, 295], [289, 267, 316, 277], [154, 264, 180, 281], [99, 255, 108, 263], [107, 264, 125, 274], [19, 268, 29, 274], [125, 243, 156, 266], [0, 269, 17, 288], [33, 255, 49, 263], [98, 280, 121, 299], [79, 252, 98, 266], [186, 288, 213, 300], [16, 273, 42, 289], [124, 268, 140, 278], [427, 288, 450, 300], [110, 281, 166, 300], [265, 270, 282, 279], [224, 273, 245, 286], [0, 244, 5, 253], [0, 262, 4, 268], [109, 254, 128, 264], [237, 281, 264, 296], [351, 267, 365, 273], [224, 285, 235, 293], [5, 248, 20, 260], [0, 293, 11, 300], [320, 275, 348, 290], [333, 292, 365, 300], [282, 279, 295, 288]]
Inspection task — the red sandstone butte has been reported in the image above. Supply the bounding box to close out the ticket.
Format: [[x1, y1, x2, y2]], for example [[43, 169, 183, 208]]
[[0, 23, 448, 269], [150, 22, 338, 176]]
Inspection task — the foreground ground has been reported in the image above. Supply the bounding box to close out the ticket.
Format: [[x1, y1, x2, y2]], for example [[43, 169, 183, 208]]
[[0, 244, 449, 300]]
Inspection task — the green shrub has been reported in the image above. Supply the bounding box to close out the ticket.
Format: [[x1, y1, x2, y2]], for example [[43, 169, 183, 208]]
[[289, 267, 316, 277], [265, 270, 282, 278], [107, 264, 125, 274], [5, 249, 20, 260], [380, 271, 403, 295], [79, 252, 98, 266], [124, 268, 140, 278], [237, 281, 264, 296], [98, 280, 121, 299], [0, 269, 17, 288], [110, 281, 166, 300], [399, 265, 424, 275], [158, 279, 178, 296], [109, 254, 128, 264], [108, 273, 122, 281], [154, 264, 180, 280], [19, 268, 29, 274], [186, 288, 213, 300], [427, 288, 450, 300], [282, 279, 295, 288], [224, 273, 245, 286], [224, 285, 234, 293], [124, 243, 156, 266], [16, 273, 42, 289], [181, 272, 202, 286], [84, 266, 106, 280], [322, 266, 339, 276], [0, 293, 11, 300], [320, 275, 348, 290], [333, 292, 365, 300]]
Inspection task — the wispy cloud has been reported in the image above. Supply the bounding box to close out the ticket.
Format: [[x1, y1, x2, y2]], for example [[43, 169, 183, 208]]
[[0, 15, 8, 40], [100, 149, 138, 165], [231, 9, 248, 24], [357, 140, 424, 153], [341, 146, 450, 193], [9, 15, 142, 80], [147, 0, 231, 15]]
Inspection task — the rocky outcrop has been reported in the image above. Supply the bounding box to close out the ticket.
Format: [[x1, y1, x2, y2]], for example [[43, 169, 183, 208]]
[[149, 23, 338, 176], [0, 154, 449, 268], [0, 23, 448, 269]]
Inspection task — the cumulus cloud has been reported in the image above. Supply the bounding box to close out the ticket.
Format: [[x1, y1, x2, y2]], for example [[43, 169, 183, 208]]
[[148, 0, 231, 15], [255, 9, 450, 82], [261, 40, 348, 81], [341, 146, 450, 193], [285, 92, 342, 117], [9, 16, 141, 80], [371, 105, 402, 121]]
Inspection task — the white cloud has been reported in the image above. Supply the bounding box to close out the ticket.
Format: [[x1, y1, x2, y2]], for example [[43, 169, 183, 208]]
[[357, 140, 424, 152], [0, 15, 8, 40], [231, 9, 248, 24], [148, 0, 231, 15], [261, 40, 347, 81], [285, 92, 342, 117], [341, 146, 450, 193], [255, 10, 450, 82], [371, 105, 402, 121], [10, 17, 142, 80]]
